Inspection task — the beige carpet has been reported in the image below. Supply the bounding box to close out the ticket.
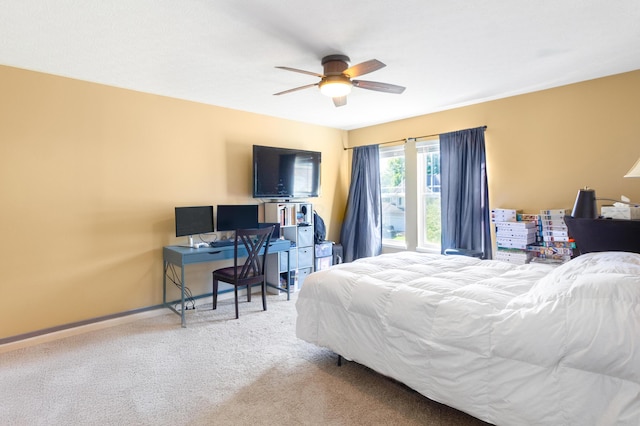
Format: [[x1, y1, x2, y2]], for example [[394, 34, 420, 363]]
[[0, 293, 489, 425]]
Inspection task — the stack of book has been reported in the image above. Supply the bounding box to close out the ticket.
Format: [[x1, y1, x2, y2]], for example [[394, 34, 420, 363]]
[[492, 209, 536, 264], [518, 213, 543, 243], [491, 208, 521, 223], [526, 209, 576, 264]]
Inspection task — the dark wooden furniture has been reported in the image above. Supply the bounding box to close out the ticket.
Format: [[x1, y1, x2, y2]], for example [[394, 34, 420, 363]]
[[212, 226, 275, 319], [564, 216, 640, 255]]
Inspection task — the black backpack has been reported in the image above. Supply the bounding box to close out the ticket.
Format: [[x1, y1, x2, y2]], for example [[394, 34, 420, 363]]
[[314, 211, 326, 244]]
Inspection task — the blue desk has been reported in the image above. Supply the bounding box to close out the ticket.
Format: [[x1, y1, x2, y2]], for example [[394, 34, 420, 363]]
[[163, 239, 292, 327]]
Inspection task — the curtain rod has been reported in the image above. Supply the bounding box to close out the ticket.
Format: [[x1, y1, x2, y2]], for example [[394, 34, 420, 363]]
[[343, 125, 487, 151]]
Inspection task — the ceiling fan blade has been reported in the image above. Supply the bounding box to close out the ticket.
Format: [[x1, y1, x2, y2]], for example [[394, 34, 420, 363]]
[[275, 66, 324, 78], [352, 80, 406, 94], [273, 83, 318, 96], [344, 59, 385, 78], [332, 96, 347, 107]]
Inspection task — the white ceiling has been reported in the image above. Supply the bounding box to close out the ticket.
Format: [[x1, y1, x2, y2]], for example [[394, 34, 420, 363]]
[[1, 0, 639, 130]]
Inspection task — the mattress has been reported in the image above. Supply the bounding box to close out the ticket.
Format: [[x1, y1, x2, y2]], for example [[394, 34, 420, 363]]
[[296, 251, 640, 425]]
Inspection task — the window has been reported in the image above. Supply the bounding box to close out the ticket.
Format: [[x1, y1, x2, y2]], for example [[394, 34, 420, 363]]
[[380, 145, 405, 245], [417, 141, 441, 249], [380, 139, 440, 251]]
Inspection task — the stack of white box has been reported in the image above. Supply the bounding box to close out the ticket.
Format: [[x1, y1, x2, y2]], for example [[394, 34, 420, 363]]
[[491, 209, 521, 223], [539, 209, 571, 243], [492, 209, 536, 264], [601, 205, 640, 220]]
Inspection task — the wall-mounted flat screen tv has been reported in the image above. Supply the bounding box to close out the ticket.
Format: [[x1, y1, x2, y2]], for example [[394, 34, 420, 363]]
[[253, 145, 321, 199]]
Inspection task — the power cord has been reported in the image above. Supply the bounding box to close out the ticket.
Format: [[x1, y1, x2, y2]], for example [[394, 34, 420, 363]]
[[166, 263, 197, 311], [198, 233, 218, 245]]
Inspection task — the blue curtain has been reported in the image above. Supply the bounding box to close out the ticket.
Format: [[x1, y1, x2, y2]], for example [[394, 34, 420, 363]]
[[440, 127, 492, 259], [340, 145, 382, 262]]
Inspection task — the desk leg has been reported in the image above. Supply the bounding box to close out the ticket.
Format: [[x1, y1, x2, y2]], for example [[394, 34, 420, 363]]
[[181, 266, 186, 328], [163, 259, 188, 327], [163, 261, 168, 307]]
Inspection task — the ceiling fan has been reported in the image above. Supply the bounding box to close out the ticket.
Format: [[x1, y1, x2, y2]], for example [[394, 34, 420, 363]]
[[274, 54, 405, 107]]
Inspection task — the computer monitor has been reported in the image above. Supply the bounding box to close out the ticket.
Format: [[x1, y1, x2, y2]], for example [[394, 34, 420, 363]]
[[259, 222, 280, 240], [175, 206, 214, 246], [216, 205, 259, 231]]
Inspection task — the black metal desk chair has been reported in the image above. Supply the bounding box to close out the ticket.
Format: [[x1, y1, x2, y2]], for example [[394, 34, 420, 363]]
[[212, 226, 274, 319]]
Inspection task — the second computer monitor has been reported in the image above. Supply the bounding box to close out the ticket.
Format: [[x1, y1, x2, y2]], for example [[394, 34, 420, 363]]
[[216, 205, 259, 231]]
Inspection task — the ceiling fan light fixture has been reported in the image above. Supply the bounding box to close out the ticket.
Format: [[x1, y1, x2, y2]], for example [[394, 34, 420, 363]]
[[276, 55, 405, 106], [319, 78, 352, 98]]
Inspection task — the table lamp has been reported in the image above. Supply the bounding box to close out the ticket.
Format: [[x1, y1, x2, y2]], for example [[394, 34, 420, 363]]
[[624, 157, 640, 178], [571, 187, 597, 218]]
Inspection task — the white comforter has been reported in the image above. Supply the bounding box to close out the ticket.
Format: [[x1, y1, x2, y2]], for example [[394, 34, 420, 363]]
[[296, 251, 640, 425]]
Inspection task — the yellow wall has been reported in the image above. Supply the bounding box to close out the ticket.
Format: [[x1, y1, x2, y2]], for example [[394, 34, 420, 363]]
[[0, 65, 349, 339], [3, 64, 639, 340], [349, 70, 640, 214]]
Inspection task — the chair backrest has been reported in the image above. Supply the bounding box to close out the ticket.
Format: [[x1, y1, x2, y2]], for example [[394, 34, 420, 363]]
[[233, 226, 275, 279]]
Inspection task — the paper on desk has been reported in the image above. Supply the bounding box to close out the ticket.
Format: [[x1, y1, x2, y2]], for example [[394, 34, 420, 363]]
[[613, 195, 631, 207]]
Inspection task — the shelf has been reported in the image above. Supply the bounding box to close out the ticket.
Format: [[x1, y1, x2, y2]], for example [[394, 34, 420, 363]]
[[265, 201, 315, 294]]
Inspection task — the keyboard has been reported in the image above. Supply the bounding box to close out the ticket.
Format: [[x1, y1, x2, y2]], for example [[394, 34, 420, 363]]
[[210, 240, 235, 248]]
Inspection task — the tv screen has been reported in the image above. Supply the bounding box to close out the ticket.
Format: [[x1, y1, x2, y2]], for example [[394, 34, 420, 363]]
[[253, 145, 321, 199], [175, 206, 214, 237], [216, 205, 259, 231]]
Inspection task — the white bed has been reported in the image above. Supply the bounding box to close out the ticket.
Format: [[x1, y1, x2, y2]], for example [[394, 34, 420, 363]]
[[295, 251, 640, 425]]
